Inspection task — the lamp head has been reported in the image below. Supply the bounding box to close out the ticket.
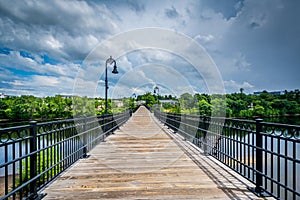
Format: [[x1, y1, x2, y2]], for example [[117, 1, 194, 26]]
[[112, 63, 118, 74]]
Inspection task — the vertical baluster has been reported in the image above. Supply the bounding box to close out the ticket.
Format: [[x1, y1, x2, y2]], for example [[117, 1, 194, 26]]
[[42, 130, 45, 183], [239, 126, 242, 173], [12, 142, 16, 200], [243, 127, 246, 177], [226, 123, 229, 166], [271, 135, 274, 194], [29, 121, 37, 199], [25, 137, 29, 197], [19, 138, 23, 199], [203, 116, 208, 155], [247, 127, 250, 179], [284, 139, 288, 199], [264, 133, 268, 190], [277, 136, 280, 198], [82, 117, 88, 158], [4, 145, 8, 195], [251, 125, 255, 181], [44, 128, 49, 181], [292, 141, 296, 200], [249, 118, 264, 196], [50, 129, 53, 181]]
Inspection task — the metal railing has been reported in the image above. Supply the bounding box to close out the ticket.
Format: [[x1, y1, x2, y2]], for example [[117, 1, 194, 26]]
[[154, 110, 300, 200], [0, 110, 131, 200]]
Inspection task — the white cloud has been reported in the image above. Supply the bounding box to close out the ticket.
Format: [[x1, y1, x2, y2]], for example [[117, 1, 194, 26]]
[[0, 0, 119, 61], [224, 80, 254, 93], [0, 0, 299, 96], [45, 35, 63, 50], [0, 50, 79, 77], [194, 34, 215, 43], [2, 80, 25, 86]]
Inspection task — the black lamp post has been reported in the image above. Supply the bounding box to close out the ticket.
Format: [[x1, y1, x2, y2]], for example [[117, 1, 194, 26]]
[[154, 86, 159, 103], [105, 56, 118, 114]]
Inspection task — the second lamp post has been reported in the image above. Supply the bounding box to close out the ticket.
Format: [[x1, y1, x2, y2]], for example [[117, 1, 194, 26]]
[[105, 56, 118, 114]]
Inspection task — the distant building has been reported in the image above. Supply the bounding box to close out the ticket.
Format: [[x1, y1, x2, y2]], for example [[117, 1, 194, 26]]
[[253, 91, 284, 95], [60, 95, 79, 99], [113, 99, 124, 108], [159, 100, 179, 105], [136, 100, 146, 106], [0, 92, 4, 99]]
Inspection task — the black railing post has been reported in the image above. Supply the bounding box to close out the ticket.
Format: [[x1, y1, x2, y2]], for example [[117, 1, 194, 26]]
[[102, 115, 106, 141], [182, 114, 187, 140], [110, 115, 113, 135], [82, 117, 89, 158], [249, 118, 267, 197], [203, 116, 208, 155], [29, 121, 38, 199], [255, 118, 263, 195]]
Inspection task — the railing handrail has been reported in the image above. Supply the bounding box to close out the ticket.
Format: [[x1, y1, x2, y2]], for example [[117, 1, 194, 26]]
[[154, 109, 300, 199], [0, 110, 132, 200]]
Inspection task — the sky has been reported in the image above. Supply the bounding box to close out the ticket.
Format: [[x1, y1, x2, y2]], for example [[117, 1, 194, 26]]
[[0, 0, 299, 98]]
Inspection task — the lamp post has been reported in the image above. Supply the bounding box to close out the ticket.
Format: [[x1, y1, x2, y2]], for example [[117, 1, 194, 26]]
[[153, 86, 159, 104], [105, 56, 118, 114]]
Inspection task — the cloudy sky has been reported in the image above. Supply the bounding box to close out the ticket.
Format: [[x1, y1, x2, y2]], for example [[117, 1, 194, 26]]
[[0, 0, 299, 97]]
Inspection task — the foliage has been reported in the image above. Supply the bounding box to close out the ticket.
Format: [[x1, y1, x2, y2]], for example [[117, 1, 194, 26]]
[[136, 92, 157, 107], [0, 95, 73, 120], [0, 95, 138, 121], [160, 89, 300, 118], [1, 89, 299, 121]]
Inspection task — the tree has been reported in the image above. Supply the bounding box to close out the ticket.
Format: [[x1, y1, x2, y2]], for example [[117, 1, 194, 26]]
[[0, 100, 8, 118], [211, 98, 227, 117], [198, 99, 211, 116], [137, 92, 156, 107], [240, 88, 244, 94], [253, 105, 264, 116], [179, 93, 195, 109]]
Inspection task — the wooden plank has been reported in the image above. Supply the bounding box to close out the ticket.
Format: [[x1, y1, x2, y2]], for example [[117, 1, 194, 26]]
[[41, 106, 270, 199]]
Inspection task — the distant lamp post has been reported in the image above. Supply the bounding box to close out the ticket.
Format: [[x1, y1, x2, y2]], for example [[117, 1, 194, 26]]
[[153, 86, 159, 103], [105, 56, 118, 114], [131, 93, 136, 110], [154, 86, 159, 96]]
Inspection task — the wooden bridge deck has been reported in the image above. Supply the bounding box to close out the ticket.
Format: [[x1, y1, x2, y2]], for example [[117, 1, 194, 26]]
[[42, 106, 270, 200]]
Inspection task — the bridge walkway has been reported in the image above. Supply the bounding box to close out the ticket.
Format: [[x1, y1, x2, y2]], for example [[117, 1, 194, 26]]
[[42, 106, 270, 200]]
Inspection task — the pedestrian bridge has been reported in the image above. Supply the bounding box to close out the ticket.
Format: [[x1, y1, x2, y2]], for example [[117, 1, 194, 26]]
[[41, 106, 263, 199], [2, 106, 299, 200]]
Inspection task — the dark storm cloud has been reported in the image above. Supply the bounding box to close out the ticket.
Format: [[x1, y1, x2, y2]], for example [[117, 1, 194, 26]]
[[127, 0, 145, 13], [0, 0, 299, 96], [0, 0, 118, 61], [214, 0, 300, 91], [165, 6, 179, 19], [199, 0, 244, 20]]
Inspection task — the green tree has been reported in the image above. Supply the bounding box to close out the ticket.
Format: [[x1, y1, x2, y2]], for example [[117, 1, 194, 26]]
[[253, 105, 265, 116], [179, 93, 195, 109], [198, 99, 211, 116], [0, 100, 8, 118], [211, 98, 227, 117]]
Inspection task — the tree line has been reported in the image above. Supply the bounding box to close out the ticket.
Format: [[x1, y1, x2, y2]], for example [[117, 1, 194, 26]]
[[0, 95, 136, 121], [1, 89, 299, 121], [139, 90, 300, 118]]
